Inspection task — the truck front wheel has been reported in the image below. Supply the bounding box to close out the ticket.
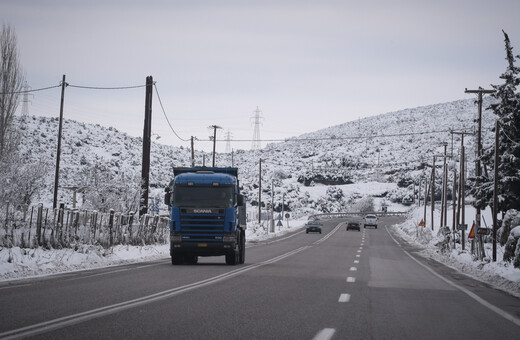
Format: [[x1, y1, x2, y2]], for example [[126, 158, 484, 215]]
[[225, 252, 238, 265]]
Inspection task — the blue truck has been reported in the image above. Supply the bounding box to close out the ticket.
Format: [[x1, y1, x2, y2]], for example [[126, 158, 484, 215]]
[[164, 167, 246, 265]]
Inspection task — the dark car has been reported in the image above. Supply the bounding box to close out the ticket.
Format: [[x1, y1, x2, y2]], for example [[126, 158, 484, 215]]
[[346, 221, 361, 231], [306, 220, 322, 234]]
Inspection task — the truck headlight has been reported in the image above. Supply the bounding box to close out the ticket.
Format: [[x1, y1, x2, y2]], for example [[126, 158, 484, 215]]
[[222, 234, 236, 243]]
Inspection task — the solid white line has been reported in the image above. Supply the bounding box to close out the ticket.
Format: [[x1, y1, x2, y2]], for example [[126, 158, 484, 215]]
[[0, 245, 312, 339], [313, 328, 336, 340], [313, 222, 343, 245], [338, 293, 351, 302], [385, 226, 520, 328], [346, 277, 356, 283]]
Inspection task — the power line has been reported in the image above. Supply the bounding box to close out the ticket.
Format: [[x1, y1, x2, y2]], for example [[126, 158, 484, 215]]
[[68, 83, 147, 90], [153, 84, 190, 142], [0, 84, 61, 95], [196, 128, 454, 143]]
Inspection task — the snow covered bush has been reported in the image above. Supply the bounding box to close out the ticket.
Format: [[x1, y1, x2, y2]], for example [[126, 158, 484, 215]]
[[503, 226, 520, 268], [500, 209, 520, 246], [352, 196, 375, 213]]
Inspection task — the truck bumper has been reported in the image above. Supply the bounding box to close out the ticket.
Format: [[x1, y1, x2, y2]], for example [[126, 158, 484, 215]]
[[170, 241, 236, 257]]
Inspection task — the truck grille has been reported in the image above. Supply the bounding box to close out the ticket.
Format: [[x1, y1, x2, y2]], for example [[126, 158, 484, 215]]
[[179, 211, 226, 242]]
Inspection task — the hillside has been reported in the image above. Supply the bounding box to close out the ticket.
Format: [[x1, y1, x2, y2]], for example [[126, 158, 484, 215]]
[[14, 97, 496, 218]]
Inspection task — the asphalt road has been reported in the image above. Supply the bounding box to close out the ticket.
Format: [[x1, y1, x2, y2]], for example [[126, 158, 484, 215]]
[[0, 216, 519, 339]]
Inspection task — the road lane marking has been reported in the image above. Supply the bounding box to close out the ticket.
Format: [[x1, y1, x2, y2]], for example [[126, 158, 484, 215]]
[[338, 293, 351, 302], [350, 267, 357, 271], [0, 244, 313, 339], [385, 226, 520, 328], [313, 328, 336, 340], [356, 254, 360, 257], [346, 277, 356, 283], [313, 222, 343, 245], [354, 260, 359, 264], [357, 250, 361, 253]]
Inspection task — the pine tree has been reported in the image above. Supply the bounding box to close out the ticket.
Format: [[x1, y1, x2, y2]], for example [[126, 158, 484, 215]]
[[475, 30, 520, 213]]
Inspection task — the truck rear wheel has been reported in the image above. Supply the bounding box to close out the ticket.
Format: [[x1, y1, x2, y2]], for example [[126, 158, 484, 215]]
[[238, 232, 245, 264], [171, 256, 183, 265], [184, 255, 198, 264]]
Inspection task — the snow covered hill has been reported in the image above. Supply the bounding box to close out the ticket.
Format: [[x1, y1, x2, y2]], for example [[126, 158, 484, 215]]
[[15, 97, 496, 217]]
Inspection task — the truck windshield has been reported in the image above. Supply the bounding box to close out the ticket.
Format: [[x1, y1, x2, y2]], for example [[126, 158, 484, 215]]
[[173, 185, 235, 208]]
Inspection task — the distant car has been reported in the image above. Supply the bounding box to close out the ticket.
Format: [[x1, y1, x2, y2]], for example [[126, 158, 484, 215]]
[[346, 221, 361, 231], [364, 214, 378, 229], [306, 220, 322, 234]]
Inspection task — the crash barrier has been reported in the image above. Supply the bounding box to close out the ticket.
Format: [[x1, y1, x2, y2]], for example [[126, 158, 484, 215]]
[[309, 211, 408, 220], [0, 204, 170, 249]]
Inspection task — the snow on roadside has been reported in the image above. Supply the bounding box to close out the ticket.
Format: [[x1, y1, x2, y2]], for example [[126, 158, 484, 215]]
[[0, 218, 309, 281], [3, 202, 520, 300], [391, 206, 520, 298]]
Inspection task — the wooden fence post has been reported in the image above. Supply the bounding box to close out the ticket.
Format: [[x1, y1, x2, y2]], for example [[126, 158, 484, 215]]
[[108, 209, 115, 246]]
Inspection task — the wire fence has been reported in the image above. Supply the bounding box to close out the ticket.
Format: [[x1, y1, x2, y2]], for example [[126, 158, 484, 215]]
[[1, 202, 170, 249]]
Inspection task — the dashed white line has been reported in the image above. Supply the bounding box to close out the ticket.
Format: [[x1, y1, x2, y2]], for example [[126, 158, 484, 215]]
[[354, 260, 359, 264], [346, 277, 356, 283], [338, 293, 351, 302], [356, 254, 360, 257], [313, 328, 336, 340], [350, 267, 357, 271]]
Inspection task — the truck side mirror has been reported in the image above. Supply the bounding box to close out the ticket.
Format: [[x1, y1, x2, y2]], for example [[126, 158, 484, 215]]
[[164, 187, 171, 206], [237, 194, 244, 206]]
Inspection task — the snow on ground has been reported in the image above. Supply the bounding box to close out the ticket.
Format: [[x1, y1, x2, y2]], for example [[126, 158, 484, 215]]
[[2, 193, 520, 300], [0, 217, 308, 281], [391, 205, 520, 298]]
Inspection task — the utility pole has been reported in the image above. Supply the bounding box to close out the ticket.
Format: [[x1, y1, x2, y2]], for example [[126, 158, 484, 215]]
[[258, 159, 262, 224], [431, 156, 436, 231], [493, 121, 500, 262], [441, 143, 448, 227], [139, 76, 153, 217], [452, 130, 472, 250], [461, 145, 466, 250], [209, 125, 222, 167], [465, 87, 495, 248], [191, 136, 195, 167], [53, 75, 67, 210], [452, 168, 457, 232], [423, 174, 429, 229], [271, 181, 275, 232]]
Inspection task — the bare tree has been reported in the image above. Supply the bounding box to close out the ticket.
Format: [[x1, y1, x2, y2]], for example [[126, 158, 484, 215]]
[[0, 24, 24, 159]]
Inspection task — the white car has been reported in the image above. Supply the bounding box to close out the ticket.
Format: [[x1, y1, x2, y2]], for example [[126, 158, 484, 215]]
[[364, 214, 378, 229]]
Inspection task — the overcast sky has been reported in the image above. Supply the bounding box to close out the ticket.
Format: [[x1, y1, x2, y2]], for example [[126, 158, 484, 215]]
[[3, 0, 520, 152]]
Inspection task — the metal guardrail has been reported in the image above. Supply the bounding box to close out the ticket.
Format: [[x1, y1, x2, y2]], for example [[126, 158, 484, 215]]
[[309, 211, 408, 220]]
